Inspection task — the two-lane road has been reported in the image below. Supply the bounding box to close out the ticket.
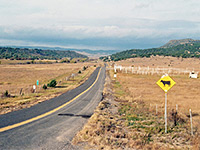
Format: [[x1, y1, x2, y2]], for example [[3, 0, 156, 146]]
[[0, 66, 105, 150]]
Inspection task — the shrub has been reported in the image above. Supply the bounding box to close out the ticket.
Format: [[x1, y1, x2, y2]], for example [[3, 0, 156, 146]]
[[60, 59, 70, 63], [83, 66, 87, 71], [4, 90, 9, 97], [43, 84, 47, 90], [47, 79, 57, 87], [78, 70, 82, 74]]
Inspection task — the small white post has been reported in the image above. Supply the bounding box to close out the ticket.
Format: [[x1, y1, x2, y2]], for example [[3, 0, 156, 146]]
[[114, 65, 117, 73], [176, 104, 178, 112], [189, 109, 194, 136], [165, 92, 167, 133], [33, 85, 36, 93]]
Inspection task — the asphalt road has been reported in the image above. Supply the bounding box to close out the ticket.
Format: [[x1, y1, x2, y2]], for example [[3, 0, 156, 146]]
[[0, 66, 106, 150]]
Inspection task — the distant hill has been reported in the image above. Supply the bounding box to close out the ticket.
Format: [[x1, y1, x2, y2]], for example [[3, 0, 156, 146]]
[[74, 49, 121, 57], [161, 38, 200, 48], [9, 46, 120, 57], [0, 47, 88, 60], [100, 39, 200, 61]]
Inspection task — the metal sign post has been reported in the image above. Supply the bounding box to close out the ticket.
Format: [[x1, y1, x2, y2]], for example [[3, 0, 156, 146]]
[[156, 104, 158, 115], [165, 91, 167, 133], [156, 74, 176, 133]]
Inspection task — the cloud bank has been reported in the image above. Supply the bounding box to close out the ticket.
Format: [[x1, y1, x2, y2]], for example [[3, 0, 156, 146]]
[[0, 0, 200, 50]]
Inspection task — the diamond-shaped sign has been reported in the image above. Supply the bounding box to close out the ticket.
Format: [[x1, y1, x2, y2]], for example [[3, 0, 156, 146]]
[[156, 74, 176, 92]]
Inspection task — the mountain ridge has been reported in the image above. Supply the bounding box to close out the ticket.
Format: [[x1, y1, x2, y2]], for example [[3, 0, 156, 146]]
[[161, 38, 200, 48]]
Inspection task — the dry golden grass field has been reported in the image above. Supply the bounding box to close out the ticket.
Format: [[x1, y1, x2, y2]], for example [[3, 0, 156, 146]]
[[117, 56, 200, 72], [71, 57, 200, 149], [73, 65, 200, 149], [114, 56, 200, 130], [0, 59, 57, 65], [0, 61, 98, 114]]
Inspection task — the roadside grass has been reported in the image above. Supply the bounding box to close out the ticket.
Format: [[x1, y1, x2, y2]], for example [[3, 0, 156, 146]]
[[113, 81, 125, 97], [115, 56, 200, 130], [0, 63, 97, 114], [116, 72, 200, 131], [114, 76, 196, 149], [73, 66, 200, 149]]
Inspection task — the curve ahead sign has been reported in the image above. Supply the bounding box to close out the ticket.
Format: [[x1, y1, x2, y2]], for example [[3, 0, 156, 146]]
[[156, 74, 176, 92]]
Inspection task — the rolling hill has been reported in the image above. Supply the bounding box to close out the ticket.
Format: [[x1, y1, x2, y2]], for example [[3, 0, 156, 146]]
[[8, 46, 121, 57], [0, 47, 88, 60], [100, 39, 200, 61]]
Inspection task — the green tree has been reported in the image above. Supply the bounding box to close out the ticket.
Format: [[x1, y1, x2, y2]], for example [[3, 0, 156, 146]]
[[47, 80, 57, 87], [43, 84, 47, 90]]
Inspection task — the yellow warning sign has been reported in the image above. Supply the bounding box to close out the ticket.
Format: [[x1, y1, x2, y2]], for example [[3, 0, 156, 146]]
[[156, 74, 176, 92]]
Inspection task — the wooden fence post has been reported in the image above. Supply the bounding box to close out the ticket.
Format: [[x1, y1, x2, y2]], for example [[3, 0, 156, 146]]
[[189, 109, 194, 136]]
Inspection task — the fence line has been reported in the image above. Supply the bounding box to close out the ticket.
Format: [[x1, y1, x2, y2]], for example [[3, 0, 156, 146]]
[[114, 65, 193, 75]]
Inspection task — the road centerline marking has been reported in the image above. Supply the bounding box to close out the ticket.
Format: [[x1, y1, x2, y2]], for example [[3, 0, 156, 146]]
[[0, 67, 102, 133]]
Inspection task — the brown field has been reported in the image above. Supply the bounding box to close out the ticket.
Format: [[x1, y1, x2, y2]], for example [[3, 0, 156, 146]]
[[72, 57, 200, 149], [116, 73, 200, 126], [73, 65, 200, 149], [0, 61, 98, 114], [113, 56, 200, 128], [0, 59, 57, 65], [116, 56, 200, 72]]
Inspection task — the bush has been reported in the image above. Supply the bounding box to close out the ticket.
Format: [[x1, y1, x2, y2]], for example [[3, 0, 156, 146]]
[[43, 84, 47, 90], [47, 79, 57, 87], [83, 66, 87, 71], [60, 59, 70, 63], [2, 90, 11, 97], [4, 90, 9, 97], [78, 70, 82, 74]]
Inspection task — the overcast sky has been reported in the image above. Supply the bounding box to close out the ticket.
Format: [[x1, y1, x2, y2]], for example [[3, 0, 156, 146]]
[[0, 0, 200, 50]]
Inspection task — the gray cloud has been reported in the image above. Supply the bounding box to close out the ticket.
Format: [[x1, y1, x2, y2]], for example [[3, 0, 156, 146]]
[[0, 0, 200, 50]]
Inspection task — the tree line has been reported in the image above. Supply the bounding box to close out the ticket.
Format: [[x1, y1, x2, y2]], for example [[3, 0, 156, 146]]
[[100, 42, 200, 61], [0, 47, 88, 60]]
